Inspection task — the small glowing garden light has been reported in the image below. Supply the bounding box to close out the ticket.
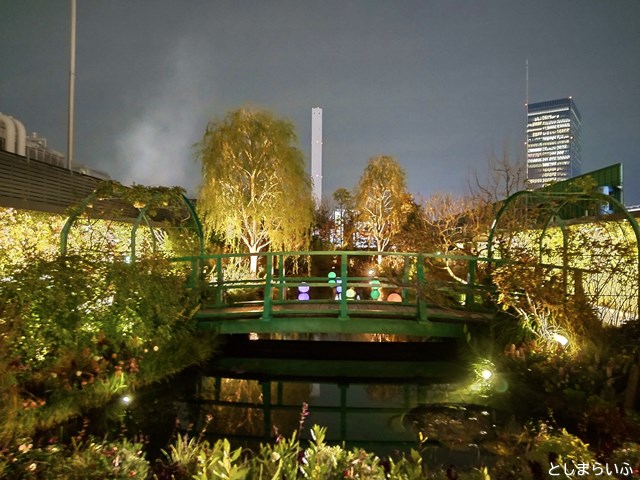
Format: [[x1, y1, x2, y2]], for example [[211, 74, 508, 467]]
[[370, 278, 381, 300], [471, 360, 508, 393], [387, 292, 402, 302], [297, 282, 310, 301], [473, 360, 496, 384], [552, 333, 569, 347], [121, 395, 132, 405]]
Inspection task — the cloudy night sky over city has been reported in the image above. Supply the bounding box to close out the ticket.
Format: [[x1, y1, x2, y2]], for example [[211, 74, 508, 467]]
[[2, 1, 640, 205]]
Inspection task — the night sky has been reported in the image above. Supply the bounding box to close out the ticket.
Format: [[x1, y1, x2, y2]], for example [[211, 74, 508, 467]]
[[2, 1, 639, 205]]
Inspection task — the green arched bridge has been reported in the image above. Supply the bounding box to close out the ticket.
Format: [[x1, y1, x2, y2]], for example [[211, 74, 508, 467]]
[[52, 179, 638, 338], [171, 250, 509, 338]]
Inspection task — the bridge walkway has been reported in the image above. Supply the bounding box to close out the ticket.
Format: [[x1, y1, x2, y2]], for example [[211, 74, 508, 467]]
[[174, 250, 501, 338]]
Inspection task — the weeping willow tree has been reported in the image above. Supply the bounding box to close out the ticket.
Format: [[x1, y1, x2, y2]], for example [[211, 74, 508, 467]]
[[355, 155, 412, 263], [196, 108, 314, 274]]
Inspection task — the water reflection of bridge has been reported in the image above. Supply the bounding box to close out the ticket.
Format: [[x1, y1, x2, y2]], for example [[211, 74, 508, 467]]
[[210, 337, 465, 379], [190, 337, 475, 454]]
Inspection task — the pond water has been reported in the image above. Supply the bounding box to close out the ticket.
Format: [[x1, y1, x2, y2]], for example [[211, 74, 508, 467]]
[[132, 335, 500, 468]]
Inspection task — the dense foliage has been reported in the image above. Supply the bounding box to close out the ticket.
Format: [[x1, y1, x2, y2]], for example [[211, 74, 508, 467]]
[[196, 108, 314, 273], [0, 185, 214, 449], [0, 208, 66, 277], [62, 181, 201, 261], [2, 168, 640, 477], [0, 254, 215, 444], [354, 156, 412, 261], [6, 419, 640, 479]]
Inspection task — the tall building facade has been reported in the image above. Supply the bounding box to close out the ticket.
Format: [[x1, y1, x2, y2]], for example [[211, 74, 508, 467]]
[[311, 107, 323, 204], [526, 97, 582, 188]]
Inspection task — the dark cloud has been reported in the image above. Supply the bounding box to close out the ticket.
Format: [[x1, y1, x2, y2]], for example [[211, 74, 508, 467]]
[[1, 1, 639, 204]]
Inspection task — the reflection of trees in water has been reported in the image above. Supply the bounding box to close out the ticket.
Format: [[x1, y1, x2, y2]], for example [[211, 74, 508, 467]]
[[270, 382, 313, 438], [365, 384, 404, 403], [199, 378, 264, 436], [197, 377, 311, 439]]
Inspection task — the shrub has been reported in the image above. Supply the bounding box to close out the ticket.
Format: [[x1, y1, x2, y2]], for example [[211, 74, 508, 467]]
[[1, 437, 149, 479], [0, 254, 216, 444]]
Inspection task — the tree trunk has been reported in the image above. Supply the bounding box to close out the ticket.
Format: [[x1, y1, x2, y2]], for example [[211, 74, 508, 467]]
[[249, 246, 259, 275]]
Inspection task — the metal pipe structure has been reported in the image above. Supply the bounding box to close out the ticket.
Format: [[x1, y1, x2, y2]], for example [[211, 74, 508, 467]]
[[0, 113, 16, 154], [67, 0, 76, 171], [12, 116, 26, 156]]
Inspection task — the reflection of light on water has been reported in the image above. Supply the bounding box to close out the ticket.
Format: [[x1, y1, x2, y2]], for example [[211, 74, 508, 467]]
[[183, 338, 491, 461], [310, 383, 321, 398], [191, 371, 485, 459]]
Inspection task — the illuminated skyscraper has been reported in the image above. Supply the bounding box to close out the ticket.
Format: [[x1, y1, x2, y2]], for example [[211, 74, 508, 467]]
[[526, 97, 582, 188]]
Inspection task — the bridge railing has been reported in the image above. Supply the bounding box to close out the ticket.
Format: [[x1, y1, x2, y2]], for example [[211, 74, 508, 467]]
[[169, 249, 626, 328], [171, 250, 501, 323]]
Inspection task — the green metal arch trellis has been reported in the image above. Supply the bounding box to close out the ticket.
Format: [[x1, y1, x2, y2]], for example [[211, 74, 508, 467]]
[[60, 189, 204, 262], [487, 189, 640, 319]]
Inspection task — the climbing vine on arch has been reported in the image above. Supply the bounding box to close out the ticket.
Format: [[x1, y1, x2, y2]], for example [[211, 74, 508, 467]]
[[61, 181, 203, 261]]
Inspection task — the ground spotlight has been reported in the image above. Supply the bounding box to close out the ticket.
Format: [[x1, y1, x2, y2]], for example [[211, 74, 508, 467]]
[[552, 333, 569, 347]]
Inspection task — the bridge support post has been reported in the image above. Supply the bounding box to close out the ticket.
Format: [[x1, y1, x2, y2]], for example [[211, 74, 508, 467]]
[[402, 256, 410, 303], [417, 254, 428, 323], [214, 377, 221, 401], [261, 381, 272, 439], [339, 384, 348, 442], [403, 385, 411, 408], [339, 253, 349, 320], [278, 254, 285, 301], [262, 254, 273, 321], [465, 259, 477, 308]]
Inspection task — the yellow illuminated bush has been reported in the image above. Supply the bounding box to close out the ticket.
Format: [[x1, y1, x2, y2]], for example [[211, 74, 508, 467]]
[[0, 253, 215, 445]]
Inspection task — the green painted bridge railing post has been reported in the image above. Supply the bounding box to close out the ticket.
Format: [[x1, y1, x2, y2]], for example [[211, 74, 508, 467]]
[[278, 254, 285, 301], [466, 258, 477, 308], [215, 256, 223, 306], [187, 257, 198, 289], [417, 254, 428, 323], [262, 253, 273, 321], [402, 255, 410, 303], [339, 252, 349, 320]]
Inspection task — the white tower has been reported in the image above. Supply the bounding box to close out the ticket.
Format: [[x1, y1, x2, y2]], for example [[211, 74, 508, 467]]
[[311, 107, 323, 205]]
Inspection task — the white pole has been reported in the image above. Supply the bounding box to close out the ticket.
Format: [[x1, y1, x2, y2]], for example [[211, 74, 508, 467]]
[[311, 107, 323, 205], [67, 0, 76, 171], [525, 59, 529, 185]]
